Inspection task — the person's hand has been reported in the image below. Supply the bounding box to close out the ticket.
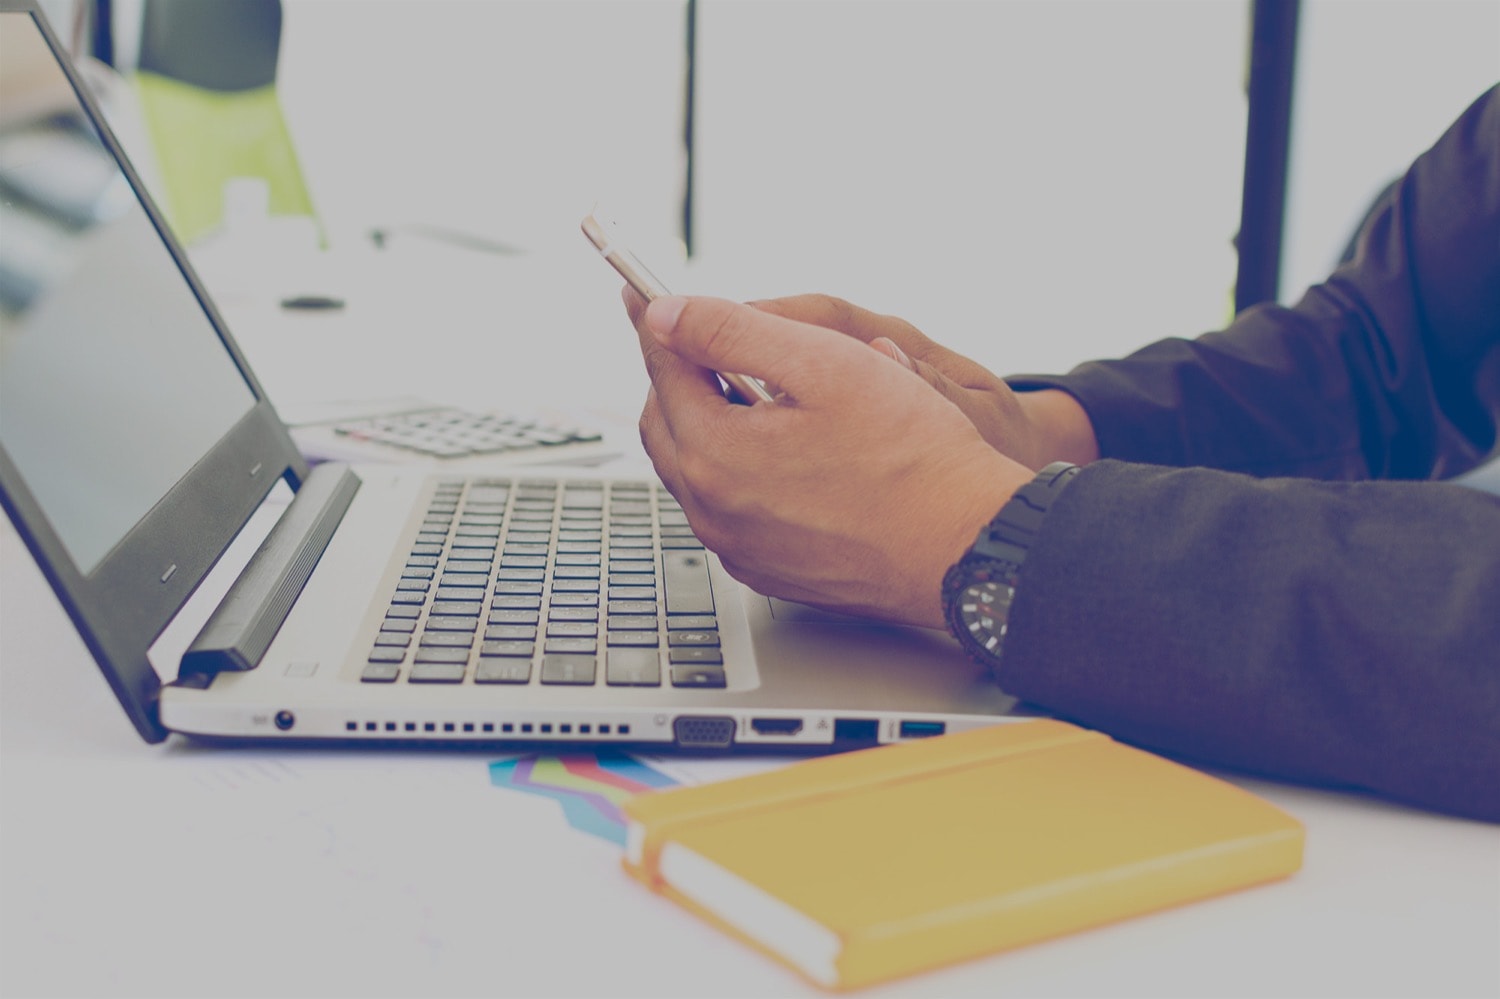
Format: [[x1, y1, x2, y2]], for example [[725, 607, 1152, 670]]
[[748, 295, 1100, 469], [625, 289, 1036, 631]]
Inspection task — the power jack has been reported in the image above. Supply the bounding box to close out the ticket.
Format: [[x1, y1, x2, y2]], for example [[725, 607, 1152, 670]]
[[274, 710, 296, 731]]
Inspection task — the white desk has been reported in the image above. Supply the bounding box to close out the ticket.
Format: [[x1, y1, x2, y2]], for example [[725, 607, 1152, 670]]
[[3, 245, 1497, 998]]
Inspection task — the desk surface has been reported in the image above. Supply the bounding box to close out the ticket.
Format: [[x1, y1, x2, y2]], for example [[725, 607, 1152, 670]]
[[3, 244, 1497, 998]]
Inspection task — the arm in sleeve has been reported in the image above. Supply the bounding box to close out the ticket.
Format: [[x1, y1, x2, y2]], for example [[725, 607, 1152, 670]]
[[1002, 460, 1500, 821], [1012, 86, 1500, 481]]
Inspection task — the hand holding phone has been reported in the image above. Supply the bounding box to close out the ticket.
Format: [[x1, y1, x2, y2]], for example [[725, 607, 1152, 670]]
[[582, 212, 775, 405]]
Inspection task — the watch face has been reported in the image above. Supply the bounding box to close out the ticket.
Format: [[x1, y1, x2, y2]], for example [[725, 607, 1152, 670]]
[[957, 580, 1014, 655]]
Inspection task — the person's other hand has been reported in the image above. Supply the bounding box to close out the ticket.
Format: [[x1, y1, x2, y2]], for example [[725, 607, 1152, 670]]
[[749, 295, 1099, 469], [626, 290, 1035, 630]]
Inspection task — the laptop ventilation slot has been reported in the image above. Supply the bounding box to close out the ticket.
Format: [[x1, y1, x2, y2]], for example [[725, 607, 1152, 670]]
[[341, 720, 634, 738]]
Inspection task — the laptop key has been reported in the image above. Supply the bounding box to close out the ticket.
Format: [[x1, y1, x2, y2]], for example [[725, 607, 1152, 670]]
[[669, 646, 723, 665], [409, 662, 467, 683], [437, 573, 487, 588], [607, 631, 659, 647], [431, 601, 483, 616], [479, 640, 536, 658], [666, 615, 717, 631], [367, 648, 405, 663], [546, 622, 598, 638], [489, 609, 541, 624], [668, 630, 720, 647], [485, 624, 538, 641], [540, 654, 597, 685], [607, 615, 657, 630], [496, 568, 544, 583], [361, 662, 401, 683], [413, 648, 469, 664], [475, 659, 533, 684], [424, 615, 479, 632], [663, 551, 715, 615], [419, 633, 474, 648], [544, 637, 598, 654], [607, 648, 661, 686], [436, 586, 488, 601], [670, 664, 727, 688], [444, 558, 493, 572]]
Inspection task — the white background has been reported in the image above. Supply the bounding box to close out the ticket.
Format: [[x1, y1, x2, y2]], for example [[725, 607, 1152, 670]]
[[260, 0, 1497, 377]]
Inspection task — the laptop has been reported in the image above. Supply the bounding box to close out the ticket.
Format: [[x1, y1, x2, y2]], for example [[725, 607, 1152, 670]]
[[0, 0, 1018, 751]]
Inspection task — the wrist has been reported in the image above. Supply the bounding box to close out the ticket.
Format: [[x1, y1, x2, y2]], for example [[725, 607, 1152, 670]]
[[1015, 390, 1100, 468], [920, 450, 1036, 630]]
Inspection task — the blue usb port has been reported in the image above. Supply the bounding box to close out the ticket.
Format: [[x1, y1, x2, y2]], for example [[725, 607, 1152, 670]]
[[898, 720, 945, 738]]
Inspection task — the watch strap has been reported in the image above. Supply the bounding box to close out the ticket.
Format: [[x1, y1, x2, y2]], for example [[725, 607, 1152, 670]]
[[942, 461, 1081, 666], [970, 461, 1082, 567]]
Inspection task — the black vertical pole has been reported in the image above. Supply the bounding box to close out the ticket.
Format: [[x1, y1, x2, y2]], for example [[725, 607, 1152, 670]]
[[683, 0, 697, 258], [92, 0, 115, 66], [1235, 0, 1300, 313]]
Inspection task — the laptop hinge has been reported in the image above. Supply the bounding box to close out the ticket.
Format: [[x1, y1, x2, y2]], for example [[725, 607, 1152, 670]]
[[178, 464, 360, 678]]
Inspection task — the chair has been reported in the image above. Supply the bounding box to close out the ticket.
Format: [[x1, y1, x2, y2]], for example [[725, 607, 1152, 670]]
[[130, 0, 320, 245]]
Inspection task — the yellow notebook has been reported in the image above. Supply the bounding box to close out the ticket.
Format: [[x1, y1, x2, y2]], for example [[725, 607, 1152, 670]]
[[622, 720, 1304, 991]]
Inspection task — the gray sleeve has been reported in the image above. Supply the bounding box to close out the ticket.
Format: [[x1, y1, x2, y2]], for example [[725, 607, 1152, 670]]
[[1000, 459, 1500, 822]]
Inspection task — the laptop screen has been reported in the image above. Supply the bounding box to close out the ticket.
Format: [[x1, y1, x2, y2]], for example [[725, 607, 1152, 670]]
[[0, 10, 257, 574]]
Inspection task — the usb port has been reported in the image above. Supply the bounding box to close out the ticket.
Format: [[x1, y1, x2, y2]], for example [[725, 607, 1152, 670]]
[[833, 718, 879, 742], [898, 720, 946, 738]]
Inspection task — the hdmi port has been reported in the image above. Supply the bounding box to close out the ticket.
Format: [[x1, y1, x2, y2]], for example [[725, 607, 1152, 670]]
[[750, 717, 804, 736]]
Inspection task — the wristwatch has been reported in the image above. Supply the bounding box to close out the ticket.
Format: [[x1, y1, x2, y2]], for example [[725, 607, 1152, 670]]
[[942, 461, 1081, 669]]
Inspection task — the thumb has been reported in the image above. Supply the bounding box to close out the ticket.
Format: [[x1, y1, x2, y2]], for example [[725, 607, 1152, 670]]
[[645, 295, 846, 394]]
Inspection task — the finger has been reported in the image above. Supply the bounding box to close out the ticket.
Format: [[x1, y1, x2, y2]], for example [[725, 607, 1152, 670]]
[[644, 295, 860, 402], [869, 336, 917, 372], [747, 294, 893, 345], [637, 386, 683, 493], [751, 294, 986, 381], [869, 335, 985, 417], [622, 283, 648, 322], [628, 293, 733, 444]]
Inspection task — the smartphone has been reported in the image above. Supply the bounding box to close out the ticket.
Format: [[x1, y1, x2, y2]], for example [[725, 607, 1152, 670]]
[[582, 212, 775, 405]]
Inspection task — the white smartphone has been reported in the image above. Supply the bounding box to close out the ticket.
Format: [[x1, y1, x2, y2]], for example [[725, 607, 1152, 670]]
[[581, 212, 775, 405]]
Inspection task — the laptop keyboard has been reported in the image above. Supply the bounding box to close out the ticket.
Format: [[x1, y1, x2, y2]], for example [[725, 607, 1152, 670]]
[[362, 478, 728, 689], [332, 408, 602, 458]]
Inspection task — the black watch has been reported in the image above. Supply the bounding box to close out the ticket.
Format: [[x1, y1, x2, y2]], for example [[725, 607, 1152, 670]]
[[942, 461, 1081, 668]]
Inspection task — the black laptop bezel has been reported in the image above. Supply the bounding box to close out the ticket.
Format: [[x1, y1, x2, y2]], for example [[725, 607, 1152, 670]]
[[0, 0, 311, 742]]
